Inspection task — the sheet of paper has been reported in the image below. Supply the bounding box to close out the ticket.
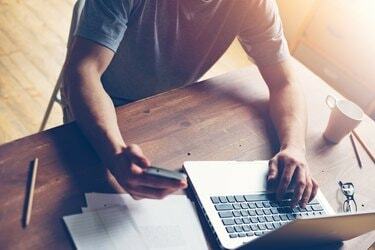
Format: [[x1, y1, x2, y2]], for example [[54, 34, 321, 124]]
[[63, 206, 148, 250], [84, 192, 187, 211], [84, 193, 208, 250]]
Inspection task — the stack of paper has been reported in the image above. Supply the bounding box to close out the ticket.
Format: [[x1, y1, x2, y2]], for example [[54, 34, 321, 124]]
[[63, 193, 208, 250]]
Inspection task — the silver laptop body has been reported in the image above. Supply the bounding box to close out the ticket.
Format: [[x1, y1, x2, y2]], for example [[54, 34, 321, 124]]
[[183, 161, 374, 249]]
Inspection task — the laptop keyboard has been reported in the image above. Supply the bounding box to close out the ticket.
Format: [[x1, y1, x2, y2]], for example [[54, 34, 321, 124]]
[[211, 193, 326, 239]]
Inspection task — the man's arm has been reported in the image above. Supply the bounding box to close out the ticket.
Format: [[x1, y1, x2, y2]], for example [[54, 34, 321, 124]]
[[258, 59, 318, 208], [63, 37, 186, 199]]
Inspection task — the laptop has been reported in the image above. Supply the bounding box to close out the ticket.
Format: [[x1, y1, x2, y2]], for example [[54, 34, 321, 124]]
[[183, 161, 375, 249]]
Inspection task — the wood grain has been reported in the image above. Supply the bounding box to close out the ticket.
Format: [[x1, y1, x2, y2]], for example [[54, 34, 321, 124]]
[[0, 59, 374, 249], [0, 0, 67, 142]]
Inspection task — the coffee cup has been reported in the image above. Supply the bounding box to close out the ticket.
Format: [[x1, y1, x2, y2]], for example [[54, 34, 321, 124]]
[[323, 95, 363, 143]]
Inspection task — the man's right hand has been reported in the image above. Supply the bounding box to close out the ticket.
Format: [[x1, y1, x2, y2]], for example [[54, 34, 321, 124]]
[[109, 144, 187, 200]]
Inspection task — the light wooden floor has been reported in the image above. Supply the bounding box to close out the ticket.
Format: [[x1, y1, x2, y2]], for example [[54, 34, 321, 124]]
[[0, 0, 251, 145]]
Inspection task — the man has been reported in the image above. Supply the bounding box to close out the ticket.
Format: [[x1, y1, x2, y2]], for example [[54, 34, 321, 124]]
[[62, 0, 318, 208]]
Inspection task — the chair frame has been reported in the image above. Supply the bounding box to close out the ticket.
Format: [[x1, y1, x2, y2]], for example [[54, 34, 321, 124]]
[[39, 0, 85, 131]]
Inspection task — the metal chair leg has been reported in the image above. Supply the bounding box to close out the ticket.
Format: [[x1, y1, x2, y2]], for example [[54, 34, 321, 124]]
[[39, 0, 84, 132], [39, 76, 62, 132]]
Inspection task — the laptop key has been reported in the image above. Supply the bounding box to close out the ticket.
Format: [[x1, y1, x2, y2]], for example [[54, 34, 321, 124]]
[[258, 224, 266, 230], [219, 211, 233, 218], [262, 201, 271, 208], [234, 225, 243, 232], [246, 232, 254, 237], [219, 196, 228, 203], [235, 195, 245, 202], [233, 211, 241, 217], [244, 194, 268, 201], [235, 218, 243, 224], [287, 213, 295, 220], [279, 207, 293, 214], [232, 210, 241, 217], [229, 234, 238, 238], [241, 203, 249, 209], [239, 232, 246, 237], [258, 216, 266, 223], [226, 196, 236, 203], [270, 201, 278, 207], [265, 215, 273, 222], [248, 202, 256, 209], [254, 232, 263, 236], [255, 202, 264, 208], [233, 204, 242, 210], [280, 214, 288, 221], [273, 222, 282, 228], [270, 208, 278, 214], [265, 223, 274, 230], [263, 208, 271, 215], [250, 217, 258, 223], [242, 217, 251, 224], [241, 210, 249, 216], [211, 196, 220, 204], [248, 209, 256, 216], [256, 209, 264, 215], [242, 225, 251, 232], [222, 219, 235, 225], [226, 226, 235, 233], [215, 204, 233, 211], [272, 215, 281, 221], [312, 205, 323, 211], [250, 225, 258, 231]]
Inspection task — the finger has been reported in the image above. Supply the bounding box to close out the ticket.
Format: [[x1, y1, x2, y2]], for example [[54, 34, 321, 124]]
[[291, 168, 306, 207], [267, 158, 278, 182], [128, 163, 144, 175], [277, 163, 296, 200], [127, 185, 177, 199], [129, 173, 187, 189], [125, 144, 151, 168], [309, 178, 319, 202], [131, 195, 143, 200], [299, 178, 312, 208]]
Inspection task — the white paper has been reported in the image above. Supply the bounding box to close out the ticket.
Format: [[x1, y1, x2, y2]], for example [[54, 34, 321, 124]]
[[84, 192, 188, 211], [63, 206, 148, 250], [84, 193, 208, 250]]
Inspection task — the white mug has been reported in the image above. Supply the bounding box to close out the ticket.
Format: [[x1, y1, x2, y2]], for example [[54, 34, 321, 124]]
[[323, 95, 363, 143]]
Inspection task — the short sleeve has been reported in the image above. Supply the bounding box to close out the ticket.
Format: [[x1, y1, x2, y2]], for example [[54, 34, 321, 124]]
[[238, 0, 290, 66], [75, 0, 134, 52]]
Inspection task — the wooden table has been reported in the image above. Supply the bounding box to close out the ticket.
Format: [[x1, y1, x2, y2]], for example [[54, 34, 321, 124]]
[[0, 59, 374, 250]]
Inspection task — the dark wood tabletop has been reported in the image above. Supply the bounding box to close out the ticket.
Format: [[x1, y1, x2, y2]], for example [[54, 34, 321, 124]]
[[0, 58, 374, 250]]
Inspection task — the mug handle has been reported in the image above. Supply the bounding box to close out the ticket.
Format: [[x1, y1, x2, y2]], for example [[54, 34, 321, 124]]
[[326, 95, 337, 109]]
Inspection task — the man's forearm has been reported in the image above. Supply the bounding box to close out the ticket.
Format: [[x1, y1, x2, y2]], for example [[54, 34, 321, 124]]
[[269, 80, 307, 151], [64, 68, 126, 164]]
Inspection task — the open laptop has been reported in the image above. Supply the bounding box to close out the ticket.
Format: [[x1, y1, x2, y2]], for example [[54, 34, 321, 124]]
[[183, 161, 375, 249]]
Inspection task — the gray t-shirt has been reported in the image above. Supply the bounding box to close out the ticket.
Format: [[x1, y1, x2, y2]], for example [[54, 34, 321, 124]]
[[75, 0, 290, 101]]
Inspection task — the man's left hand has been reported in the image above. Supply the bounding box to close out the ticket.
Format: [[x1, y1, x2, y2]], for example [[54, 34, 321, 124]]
[[267, 146, 318, 208]]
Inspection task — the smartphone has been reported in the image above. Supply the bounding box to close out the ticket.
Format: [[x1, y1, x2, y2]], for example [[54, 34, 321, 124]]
[[144, 166, 187, 181]]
